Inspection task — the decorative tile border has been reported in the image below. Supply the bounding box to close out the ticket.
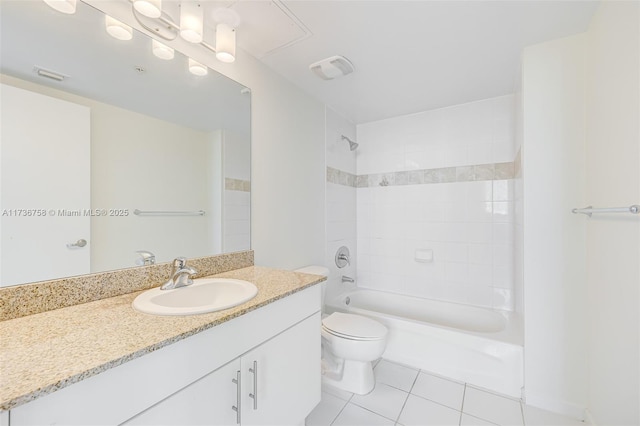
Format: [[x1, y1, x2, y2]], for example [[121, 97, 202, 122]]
[[225, 178, 251, 192], [328, 161, 517, 189], [327, 166, 357, 188], [0, 250, 254, 321]]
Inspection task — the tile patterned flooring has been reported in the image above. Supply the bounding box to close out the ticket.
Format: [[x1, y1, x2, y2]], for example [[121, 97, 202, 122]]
[[305, 359, 584, 426]]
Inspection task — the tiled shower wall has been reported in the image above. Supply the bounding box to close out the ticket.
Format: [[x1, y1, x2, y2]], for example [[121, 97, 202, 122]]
[[356, 95, 519, 310], [325, 108, 357, 303], [223, 131, 251, 253]]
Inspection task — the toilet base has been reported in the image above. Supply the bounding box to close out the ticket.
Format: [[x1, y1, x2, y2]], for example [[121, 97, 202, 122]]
[[322, 359, 376, 395]]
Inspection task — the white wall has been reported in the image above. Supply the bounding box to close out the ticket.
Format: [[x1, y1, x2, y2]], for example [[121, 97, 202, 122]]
[[86, 1, 327, 270], [585, 1, 639, 424], [91, 102, 214, 271], [521, 34, 588, 417], [356, 96, 518, 310], [223, 130, 251, 253], [1, 75, 218, 272], [325, 107, 357, 304]]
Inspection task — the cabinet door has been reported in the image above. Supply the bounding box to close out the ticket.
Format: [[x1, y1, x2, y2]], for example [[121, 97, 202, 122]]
[[121, 359, 241, 426], [241, 313, 321, 426]]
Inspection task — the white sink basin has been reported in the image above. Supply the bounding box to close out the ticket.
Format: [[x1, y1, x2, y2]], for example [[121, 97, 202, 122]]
[[133, 278, 258, 316]]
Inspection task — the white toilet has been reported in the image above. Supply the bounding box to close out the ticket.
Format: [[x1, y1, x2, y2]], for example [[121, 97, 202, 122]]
[[295, 266, 388, 395]]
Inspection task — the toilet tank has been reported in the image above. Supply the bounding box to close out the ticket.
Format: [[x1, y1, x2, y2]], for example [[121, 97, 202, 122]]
[[294, 265, 330, 307]]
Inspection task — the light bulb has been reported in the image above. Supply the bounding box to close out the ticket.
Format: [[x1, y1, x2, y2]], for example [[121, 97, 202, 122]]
[[152, 39, 174, 60], [133, 0, 162, 18], [180, 1, 203, 44], [43, 0, 77, 14], [215, 23, 236, 63], [105, 15, 133, 41], [188, 58, 207, 76]]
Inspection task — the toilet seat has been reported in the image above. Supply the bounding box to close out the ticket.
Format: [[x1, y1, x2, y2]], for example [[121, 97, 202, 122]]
[[322, 312, 387, 341]]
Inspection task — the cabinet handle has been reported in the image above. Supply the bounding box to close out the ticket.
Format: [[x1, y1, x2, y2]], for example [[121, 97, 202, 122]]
[[232, 370, 241, 424], [248, 360, 258, 410]]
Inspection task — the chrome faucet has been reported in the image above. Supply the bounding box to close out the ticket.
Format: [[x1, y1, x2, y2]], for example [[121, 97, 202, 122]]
[[161, 257, 197, 290], [342, 276, 355, 283]]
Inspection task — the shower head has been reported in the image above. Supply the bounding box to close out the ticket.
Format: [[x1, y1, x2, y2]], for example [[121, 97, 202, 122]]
[[341, 135, 359, 151]]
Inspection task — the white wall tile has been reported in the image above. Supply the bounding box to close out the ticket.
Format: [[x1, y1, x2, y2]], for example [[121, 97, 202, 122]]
[[444, 262, 469, 284], [354, 95, 517, 309], [493, 223, 514, 243], [467, 223, 494, 243], [493, 179, 514, 201], [326, 108, 357, 306], [469, 264, 493, 286], [467, 202, 494, 223], [444, 243, 468, 263], [468, 181, 494, 202], [492, 201, 514, 223], [468, 243, 494, 265], [467, 142, 495, 165], [493, 264, 514, 289], [493, 244, 514, 267]]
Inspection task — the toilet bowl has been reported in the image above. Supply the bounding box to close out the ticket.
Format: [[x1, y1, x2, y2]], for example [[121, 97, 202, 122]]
[[293, 266, 388, 395], [321, 312, 388, 394]]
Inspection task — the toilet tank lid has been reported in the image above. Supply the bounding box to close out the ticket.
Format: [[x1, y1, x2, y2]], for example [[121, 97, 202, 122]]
[[294, 265, 330, 277]]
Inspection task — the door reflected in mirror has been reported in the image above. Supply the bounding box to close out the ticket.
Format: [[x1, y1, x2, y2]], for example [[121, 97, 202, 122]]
[[0, 0, 251, 287]]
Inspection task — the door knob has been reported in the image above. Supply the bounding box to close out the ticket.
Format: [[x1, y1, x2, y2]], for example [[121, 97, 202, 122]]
[[66, 239, 87, 248]]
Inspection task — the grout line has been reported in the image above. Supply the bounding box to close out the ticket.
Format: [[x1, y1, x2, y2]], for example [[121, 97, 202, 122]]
[[403, 391, 466, 416], [520, 399, 526, 425], [347, 401, 404, 424], [459, 383, 468, 425], [408, 369, 420, 394], [328, 398, 350, 426], [463, 413, 501, 426], [395, 388, 412, 424]]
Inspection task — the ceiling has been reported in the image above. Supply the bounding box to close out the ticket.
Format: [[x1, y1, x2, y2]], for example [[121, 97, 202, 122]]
[[2, 1, 600, 127], [253, 0, 600, 124]]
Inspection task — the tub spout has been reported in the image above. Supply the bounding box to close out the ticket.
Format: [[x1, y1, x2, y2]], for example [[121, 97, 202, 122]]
[[342, 276, 355, 283]]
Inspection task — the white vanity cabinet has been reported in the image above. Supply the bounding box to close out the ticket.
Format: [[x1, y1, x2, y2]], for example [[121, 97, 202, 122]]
[[122, 313, 320, 426], [240, 312, 320, 426], [121, 360, 240, 426], [9, 285, 321, 426]]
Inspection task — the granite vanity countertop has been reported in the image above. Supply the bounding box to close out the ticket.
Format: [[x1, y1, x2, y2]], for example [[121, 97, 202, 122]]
[[0, 266, 324, 411]]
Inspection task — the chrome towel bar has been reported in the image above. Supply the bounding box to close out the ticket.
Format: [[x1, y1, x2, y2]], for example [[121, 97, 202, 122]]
[[134, 209, 205, 216], [572, 205, 640, 217]]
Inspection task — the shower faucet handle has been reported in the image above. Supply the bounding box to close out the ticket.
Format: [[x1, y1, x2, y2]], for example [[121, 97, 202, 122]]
[[335, 246, 351, 268]]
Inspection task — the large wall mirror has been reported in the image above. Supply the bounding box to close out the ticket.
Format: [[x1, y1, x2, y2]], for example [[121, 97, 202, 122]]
[[0, 0, 251, 287]]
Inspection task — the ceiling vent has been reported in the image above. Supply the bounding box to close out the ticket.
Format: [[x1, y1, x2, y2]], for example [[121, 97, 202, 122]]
[[309, 56, 354, 80]]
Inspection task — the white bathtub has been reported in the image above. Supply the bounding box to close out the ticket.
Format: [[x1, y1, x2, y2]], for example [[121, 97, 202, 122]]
[[326, 289, 524, 398]]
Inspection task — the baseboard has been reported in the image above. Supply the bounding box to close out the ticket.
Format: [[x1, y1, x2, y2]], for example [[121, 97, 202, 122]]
[[524, 392, 586, 420]]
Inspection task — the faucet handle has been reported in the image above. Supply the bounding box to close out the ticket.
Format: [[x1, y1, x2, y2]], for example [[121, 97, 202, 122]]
[[173, 257, 187, 269], [173, 266, 198, 288]]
